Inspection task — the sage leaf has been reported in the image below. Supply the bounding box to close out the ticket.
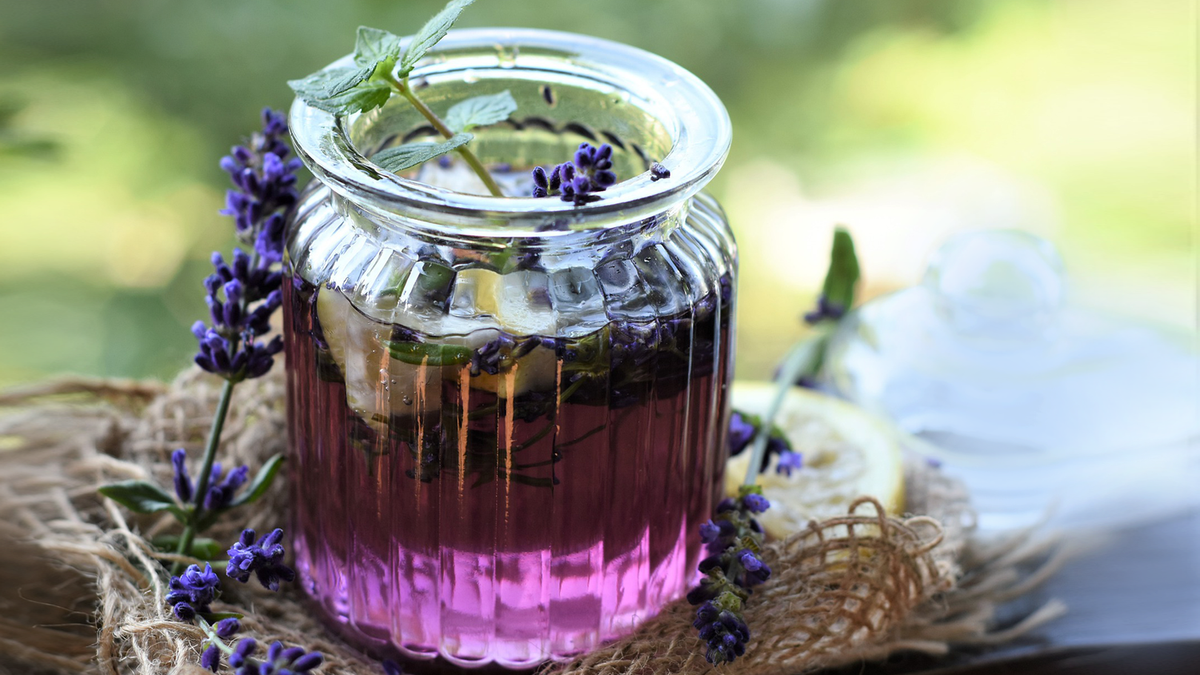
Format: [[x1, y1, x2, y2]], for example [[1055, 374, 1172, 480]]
[[98, 480, 186, 520], [821, 227, 860, 314], [372, 133, 473, 173], [388, 340, 474, 366], [354, 26, 403, 68], [231, 453, 285, 507], [399, 0, 476, 76], [445, 91, 517, 133]]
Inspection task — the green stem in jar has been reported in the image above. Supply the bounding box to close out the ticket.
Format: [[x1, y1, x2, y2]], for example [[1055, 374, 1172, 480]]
[[172, 378, 236, 575], [382, 72, 505, 198]]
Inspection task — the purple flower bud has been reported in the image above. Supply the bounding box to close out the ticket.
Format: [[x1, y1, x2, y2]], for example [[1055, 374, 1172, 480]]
[[699, 520, 721, 544], [201, 644, 221, 671], [776, 450, 803, 477], [742, 493, 769, 514], [171, 449, 193, 504], [226, 528, 295, 592], [215, 617, 241, 638], [172, 602, 195, 621]]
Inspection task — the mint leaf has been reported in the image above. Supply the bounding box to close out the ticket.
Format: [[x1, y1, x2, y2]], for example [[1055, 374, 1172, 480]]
[[445, 91, 517, 133], [399, 0, 476, 76], [305, 82, 392, 116], [354, 26, 403, 68], [289, 65, 374, 100], [231, 453, 285, 507], [821, 228, 860, 313], [372, 133, 473, 173], [98, 481, 185, 520], [388, 340, 474, 366]]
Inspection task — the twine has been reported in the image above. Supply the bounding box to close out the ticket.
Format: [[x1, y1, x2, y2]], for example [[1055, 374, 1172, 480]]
[[0, 368, 1065, 674]]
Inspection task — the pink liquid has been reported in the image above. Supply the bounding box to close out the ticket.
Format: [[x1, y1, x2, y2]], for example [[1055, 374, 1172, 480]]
[[283, 277, 732, 670]]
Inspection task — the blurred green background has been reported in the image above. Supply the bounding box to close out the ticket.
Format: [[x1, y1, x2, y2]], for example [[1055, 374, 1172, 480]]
[[0, 0, 1193, 385]]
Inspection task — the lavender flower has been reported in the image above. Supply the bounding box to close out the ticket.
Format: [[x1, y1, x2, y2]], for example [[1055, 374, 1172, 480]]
[[215, 617, 241, 637], [687, 487, 771, 664], [201, 645, 222, 672], [219, 109, 300, 244], [193, 109, 296, 383], [531, 142, 617, 206], [650, 162, 671, 181], [727, 412, 756, 457], [382, 660, 404, 675], [228, 638, 323, 675], [172, 448, 194, 504], [727, 410, 798, 475], [776, 450, 803, 477], [166, 563, 220, 621], [203, 463, 250, 511], [227, 528, 296, 591], [693, 602, 751, 665], [803, 294, 847, 325], [170, 449, 251, 510]]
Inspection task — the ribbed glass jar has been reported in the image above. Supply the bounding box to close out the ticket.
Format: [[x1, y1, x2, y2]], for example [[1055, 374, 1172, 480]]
[[283, 29, 736, 670]]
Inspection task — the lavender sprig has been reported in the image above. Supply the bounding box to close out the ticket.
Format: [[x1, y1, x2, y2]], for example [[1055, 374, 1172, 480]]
[[531, 142, 617, 206], [227, 528, 297, 591], [170, 109, 295, 574], [687, 486, 771, 664], [728, 411, 800, 476], [166, 563, 221, 621], [228, 639, 324, 675]]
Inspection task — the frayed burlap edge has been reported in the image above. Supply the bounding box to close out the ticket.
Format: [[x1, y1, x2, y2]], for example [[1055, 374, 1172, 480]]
[[0, 369, 1066, 675]]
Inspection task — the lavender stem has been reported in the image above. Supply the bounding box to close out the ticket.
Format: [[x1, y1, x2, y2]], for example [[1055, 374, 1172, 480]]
[[172, 378, 235, 575], [741, 328, 829, 487]]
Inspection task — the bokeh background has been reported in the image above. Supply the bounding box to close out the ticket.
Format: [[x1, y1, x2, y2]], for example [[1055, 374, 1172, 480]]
[[0, 0, 1193, 385]]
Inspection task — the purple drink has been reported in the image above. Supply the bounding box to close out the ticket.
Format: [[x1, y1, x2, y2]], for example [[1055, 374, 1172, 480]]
[[283, 269, 732, 669]]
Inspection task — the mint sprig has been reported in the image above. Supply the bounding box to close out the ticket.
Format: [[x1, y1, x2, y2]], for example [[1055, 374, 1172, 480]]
[[287, 0, 505, 195]]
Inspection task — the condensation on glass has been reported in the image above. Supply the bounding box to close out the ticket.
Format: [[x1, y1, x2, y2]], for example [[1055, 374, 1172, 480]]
[[283, 29, 736, 669]]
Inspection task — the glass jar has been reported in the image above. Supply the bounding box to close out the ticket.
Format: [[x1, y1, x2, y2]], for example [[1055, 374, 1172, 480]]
[[283, 28, 735, 669]]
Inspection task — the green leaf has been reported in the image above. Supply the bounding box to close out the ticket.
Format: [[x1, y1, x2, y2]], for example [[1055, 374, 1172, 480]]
[[445, 91, 517, 133], [820, 227, 860, 315], [306, 83, 393, 116], [371, 133, 473, 173], [150, 535, 224, 560], [288, 65, 375, 100], [354, 26, 403, 68], [231, 454, 285, 507], [98, 481, 185, 519], [398, 0, 476, 75], [387, 340, 474, 366]]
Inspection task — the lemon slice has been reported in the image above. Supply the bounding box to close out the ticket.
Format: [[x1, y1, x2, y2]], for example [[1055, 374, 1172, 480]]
[[448, 268, 557, 396], [725, 382, 905, 539], [315, 287, 442, 424]]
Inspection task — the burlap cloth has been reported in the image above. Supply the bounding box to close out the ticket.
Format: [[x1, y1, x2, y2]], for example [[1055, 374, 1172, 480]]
[[0, 368, 1067, 675]]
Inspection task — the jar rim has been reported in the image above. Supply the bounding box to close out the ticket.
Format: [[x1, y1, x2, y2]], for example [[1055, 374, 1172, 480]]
[[288, 28, 732, 236]]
